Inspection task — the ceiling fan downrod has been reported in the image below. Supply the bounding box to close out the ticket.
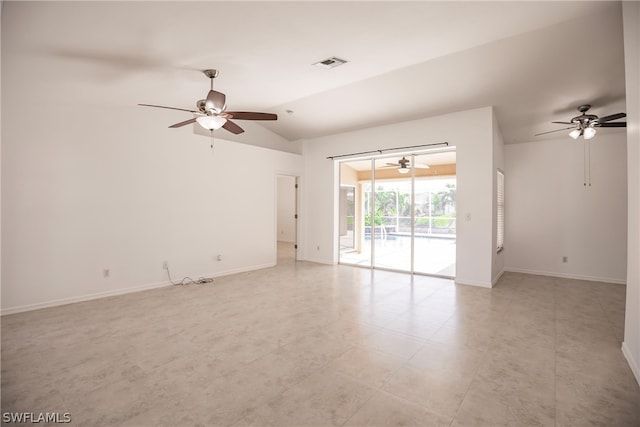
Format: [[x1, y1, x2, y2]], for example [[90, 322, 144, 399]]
[[204, 69, 219, 95], [203, 69, 219, 84]]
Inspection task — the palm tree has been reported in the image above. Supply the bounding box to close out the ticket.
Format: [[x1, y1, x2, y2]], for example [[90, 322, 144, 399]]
[[438, 183, 456, 215]]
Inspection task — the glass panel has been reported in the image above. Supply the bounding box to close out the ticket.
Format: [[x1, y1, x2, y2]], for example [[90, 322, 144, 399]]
[[338, 151, 456, 278], [339, 160, 371, 267], [339, 186, 355, 251], [372, 157, 412, 272], [413, 153, 456, 276]]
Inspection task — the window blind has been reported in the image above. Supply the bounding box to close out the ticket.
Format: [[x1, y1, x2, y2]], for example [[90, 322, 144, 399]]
[[497, 170, 505, 252]]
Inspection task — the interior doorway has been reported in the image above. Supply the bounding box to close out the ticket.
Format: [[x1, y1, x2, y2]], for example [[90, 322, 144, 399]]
[[276, 175, 298, 264], [338, 150, 457, 277]]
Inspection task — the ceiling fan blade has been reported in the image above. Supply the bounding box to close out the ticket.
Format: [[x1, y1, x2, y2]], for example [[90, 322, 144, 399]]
[[552, 121, 573, 125], [205, 90, 226, 112], [534, 126, 576, 136], [385, 163, 400, 167], [595, 122, 626, 128], [226, 112, 278, 121], [597, 113, 626, 123], [222, 120, 245, 134], [413, 164, 430, 169], [168, 118, 197, 128], [138, 103, 198, 113]]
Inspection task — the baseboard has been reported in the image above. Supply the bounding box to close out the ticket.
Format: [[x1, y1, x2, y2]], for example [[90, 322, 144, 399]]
[[211, 262, 276, 277], [0, 262, 277, 316], [301, 256, 335, 265], [492, 269, 505, 286], [622, 341, 640, 386], [504, 268, 626, 285], [455, 278, 493, 288], [0, 280, 172, 316]]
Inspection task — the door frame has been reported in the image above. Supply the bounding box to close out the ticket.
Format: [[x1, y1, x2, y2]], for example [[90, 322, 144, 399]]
[[275, 173, 300, 263], [336, 150, 457, 278]]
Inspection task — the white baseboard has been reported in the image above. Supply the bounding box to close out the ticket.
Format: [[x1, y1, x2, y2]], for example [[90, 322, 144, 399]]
[[0, 280, 172, 316], [504, 267, 626, 285], [301, 256, 335, 265], [455, 278, 493, 288], [211, 263, 276, 277], [492, 269, 505, 286], [0, 262, 277, 316], [622, 341, 640, 386]]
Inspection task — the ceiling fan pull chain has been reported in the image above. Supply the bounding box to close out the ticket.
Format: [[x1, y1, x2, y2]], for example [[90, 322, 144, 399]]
[[588, 140, 592, 187], [583, 141, 587, 187], [210, 130, 215, 150]]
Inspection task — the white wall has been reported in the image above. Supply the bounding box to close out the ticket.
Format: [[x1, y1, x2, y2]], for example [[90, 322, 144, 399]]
[[1, 99, 303, 313], [302, 106, 496, 287], [504, 134, 627, 283], [277, 175, 296, 243], [622, 0, 640, 385]]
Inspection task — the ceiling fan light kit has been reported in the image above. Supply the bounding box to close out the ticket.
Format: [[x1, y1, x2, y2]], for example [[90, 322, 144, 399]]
[[138, 69, 277, 136], [583, 126, 596, 140], [569, 128, 582, 139], [196, 115, 226, 130], [569, 126, 596, 140]]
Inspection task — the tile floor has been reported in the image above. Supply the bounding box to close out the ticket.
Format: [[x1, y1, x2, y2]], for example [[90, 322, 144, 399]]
[[1, 248, 639, 426]]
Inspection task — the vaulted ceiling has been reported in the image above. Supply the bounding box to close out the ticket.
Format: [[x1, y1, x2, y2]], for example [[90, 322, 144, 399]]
[[2, 1, 627, 145]]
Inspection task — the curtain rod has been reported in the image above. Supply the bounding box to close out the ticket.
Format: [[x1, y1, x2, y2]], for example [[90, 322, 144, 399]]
[[326, 142, 449, 160]]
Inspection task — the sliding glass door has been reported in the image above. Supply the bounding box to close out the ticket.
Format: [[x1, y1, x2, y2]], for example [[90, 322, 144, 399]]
[[373, 156, 412, 271], [338, 151, 456, 277]]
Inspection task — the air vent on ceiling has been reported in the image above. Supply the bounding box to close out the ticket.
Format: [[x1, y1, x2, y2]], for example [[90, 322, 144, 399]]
[[313, 57, 348, 69]]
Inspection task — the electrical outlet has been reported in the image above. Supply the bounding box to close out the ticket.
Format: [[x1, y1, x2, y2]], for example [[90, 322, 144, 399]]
[[103, 268, 110, 278], [562, 256, 568, 263], [317, 245, 320, 251], [217, 254, 222, 261], [162, 261, 169, 270]]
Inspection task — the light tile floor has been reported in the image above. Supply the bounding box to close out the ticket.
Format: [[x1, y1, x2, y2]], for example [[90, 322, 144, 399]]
[[2, 253, 639, 426]]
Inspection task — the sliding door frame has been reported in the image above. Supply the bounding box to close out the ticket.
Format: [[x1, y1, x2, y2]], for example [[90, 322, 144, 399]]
[[337, 150, 456, 279]]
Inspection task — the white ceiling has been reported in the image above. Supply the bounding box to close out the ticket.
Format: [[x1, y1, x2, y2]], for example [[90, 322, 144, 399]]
[[2, 1, 627, 145]]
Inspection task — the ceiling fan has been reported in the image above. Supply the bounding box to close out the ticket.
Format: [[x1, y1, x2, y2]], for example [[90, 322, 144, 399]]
[[535, 104, 626, 140], [381, 156, 430, 174], [139, 69, 277, 135]]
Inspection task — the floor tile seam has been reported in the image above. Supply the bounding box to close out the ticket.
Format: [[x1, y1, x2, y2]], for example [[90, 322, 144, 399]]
[[338, 344, 414, 394], [337, 382, 380, 427], [379, 326, 439, 342], [446, 344, 493, 424], [307, 342, 359, 375], [355, 340, 423, 362], [289, 367, 381, 427], [418, 312, 455, 344], [592, 289, 624, 342], [377, 385, 456, 423]]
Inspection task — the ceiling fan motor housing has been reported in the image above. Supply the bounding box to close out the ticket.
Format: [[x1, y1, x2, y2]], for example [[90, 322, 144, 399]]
[[203, 69, 219, 79]]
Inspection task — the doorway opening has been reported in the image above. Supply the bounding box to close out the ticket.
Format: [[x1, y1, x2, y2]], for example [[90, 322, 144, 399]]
[[338, 150, 456, 277], [276, 175, 298, 264]]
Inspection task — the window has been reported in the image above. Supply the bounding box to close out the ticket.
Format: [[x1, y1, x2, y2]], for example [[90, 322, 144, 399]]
[[497, 169, 505, 252]]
